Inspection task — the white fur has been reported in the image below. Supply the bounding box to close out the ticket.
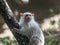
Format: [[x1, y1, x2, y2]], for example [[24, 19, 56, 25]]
[[18, 12, 44, 45]]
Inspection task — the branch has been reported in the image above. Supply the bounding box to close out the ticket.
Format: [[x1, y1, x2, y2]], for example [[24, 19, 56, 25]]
[[0, 0, 20, 29], [0, 0, 29, 45]]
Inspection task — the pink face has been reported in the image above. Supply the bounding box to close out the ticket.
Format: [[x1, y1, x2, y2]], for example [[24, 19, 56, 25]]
[[20, 12, 34, 22], [25, 14, 31, 19]]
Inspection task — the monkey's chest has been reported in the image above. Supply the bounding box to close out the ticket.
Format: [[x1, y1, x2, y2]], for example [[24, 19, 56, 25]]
[[21, 25, 33, 38]]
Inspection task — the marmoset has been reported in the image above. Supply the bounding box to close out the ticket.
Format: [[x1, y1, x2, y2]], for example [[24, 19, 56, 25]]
[[18, 12, 44, 45]]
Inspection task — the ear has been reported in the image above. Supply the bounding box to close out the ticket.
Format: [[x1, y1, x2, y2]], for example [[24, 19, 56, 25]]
[[20, 13, 24, 16], [32, 13, 35, 16]]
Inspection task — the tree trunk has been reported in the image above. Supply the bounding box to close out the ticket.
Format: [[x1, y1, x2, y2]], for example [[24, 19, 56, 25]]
[[0, 0, 29, 45]]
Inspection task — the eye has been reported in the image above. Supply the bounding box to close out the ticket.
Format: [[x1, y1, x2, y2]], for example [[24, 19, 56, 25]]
[[25, 14, 28, 16], [25, 14, 31, 16], [29, 15, 31, 16]]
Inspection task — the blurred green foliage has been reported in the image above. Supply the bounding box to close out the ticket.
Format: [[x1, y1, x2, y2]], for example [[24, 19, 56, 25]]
[[45, 35, 59, 45], [0, 37, 18, 45], [0, 35, 60, 45]]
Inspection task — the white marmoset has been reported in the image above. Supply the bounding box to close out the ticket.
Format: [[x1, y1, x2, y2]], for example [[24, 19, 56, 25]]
[[18, 12, 44, 45]]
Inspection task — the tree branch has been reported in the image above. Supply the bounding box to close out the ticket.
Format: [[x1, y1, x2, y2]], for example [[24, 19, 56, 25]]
[[0, 0, 29, 45]]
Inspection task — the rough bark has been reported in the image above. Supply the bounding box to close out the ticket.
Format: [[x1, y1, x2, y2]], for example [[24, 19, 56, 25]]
[[0, 0, 29, 45]]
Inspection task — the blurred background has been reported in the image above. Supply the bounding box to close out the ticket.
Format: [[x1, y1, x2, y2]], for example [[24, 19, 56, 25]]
[[0, 0, 60, 45]]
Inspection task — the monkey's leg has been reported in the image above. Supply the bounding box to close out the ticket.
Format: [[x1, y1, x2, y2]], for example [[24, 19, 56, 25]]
[[29, 36, 42, 45]]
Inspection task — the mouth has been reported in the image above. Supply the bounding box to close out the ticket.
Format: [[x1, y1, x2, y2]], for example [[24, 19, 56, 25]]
[[26, 16, 30, 19], [25, 17, 30, 22]]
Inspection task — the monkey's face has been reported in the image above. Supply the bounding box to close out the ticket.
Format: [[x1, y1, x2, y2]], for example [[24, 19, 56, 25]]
[[20, 12, 34, 23], [24, 14, 31, 22]]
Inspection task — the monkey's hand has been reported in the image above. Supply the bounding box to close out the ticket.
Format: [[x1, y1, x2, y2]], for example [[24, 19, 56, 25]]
[[12, 28, 21, 33], [12, 28, 29, 45]]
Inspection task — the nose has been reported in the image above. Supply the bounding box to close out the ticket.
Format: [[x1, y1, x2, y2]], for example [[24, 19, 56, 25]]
[[25, 14, 30, 19]]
